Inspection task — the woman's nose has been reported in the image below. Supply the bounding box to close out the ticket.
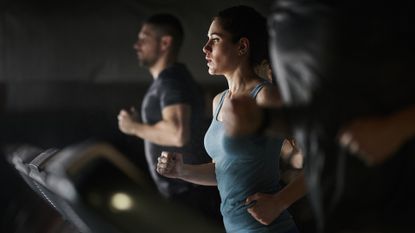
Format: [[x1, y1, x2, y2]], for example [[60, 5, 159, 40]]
[[202, 42, 211, 54]]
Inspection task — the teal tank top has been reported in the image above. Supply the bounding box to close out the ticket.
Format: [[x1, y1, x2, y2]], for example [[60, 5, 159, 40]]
[[204, 82, 297, 233]]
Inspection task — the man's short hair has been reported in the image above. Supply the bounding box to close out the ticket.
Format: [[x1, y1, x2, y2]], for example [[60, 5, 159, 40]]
[[144, 13, 184, 55]]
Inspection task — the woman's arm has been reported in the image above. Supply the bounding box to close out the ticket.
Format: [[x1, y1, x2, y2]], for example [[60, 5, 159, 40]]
[[245, 171, 307, 225], [156, 152, 217, 186], [221, 85, 285, 136], [339, 105, 415, 165]]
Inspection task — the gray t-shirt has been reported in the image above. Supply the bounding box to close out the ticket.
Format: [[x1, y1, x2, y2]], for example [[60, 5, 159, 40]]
[[141, 63, 210, 197]]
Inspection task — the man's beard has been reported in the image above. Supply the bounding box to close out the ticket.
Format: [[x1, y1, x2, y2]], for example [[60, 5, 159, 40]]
[[138, 48, 160, 68], [138, 57, 157, 68]]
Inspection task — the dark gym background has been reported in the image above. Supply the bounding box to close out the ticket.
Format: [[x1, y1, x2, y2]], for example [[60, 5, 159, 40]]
[[2, 1, 311, 233]]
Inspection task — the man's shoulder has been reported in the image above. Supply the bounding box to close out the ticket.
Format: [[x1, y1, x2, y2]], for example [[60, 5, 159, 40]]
[[159, 64, 200, 88], [160, 63, 189, 78]]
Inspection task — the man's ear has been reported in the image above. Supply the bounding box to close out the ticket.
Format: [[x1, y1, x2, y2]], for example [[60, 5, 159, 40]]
[[160, 35, 173, 52], [238, 37, 250, 56]]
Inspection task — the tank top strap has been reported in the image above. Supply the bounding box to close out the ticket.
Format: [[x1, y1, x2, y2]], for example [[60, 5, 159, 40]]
[[249, 80, 270, 99], [213, 90, 228, 120], [213, 81, 269, 120]]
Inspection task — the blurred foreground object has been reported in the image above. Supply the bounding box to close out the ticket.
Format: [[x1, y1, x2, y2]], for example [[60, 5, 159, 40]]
[[268, 0, 415, 232], [6, 141, 222, 233]]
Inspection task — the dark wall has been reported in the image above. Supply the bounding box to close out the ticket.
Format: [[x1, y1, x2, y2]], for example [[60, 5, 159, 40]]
[[0, 0, 272, 85], [0, 0, 272, 150], [0, 1, 273, 232], [0, 0, 272, 157]]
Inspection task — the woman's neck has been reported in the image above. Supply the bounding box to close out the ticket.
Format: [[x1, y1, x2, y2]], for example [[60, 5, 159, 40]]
[[225, 66, 262, 98]]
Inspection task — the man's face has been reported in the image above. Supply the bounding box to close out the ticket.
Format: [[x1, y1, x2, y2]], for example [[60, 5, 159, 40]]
[[133, 24, 161, 68]]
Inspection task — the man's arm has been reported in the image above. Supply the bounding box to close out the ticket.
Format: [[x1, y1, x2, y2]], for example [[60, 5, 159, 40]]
[[118, 103, 190, 147]]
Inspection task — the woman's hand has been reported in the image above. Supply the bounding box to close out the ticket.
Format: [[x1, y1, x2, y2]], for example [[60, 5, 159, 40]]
[[339, 116, 405, 165], [222, 95, 262, 136], [245, 192, 286, 225], [156, 151, 184, 179]]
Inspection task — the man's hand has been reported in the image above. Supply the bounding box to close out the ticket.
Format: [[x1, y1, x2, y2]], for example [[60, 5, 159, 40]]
[[118, 109, 138, 135]]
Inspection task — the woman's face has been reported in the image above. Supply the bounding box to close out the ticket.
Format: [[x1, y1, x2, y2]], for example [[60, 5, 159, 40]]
[[202, 19, 240, 76]]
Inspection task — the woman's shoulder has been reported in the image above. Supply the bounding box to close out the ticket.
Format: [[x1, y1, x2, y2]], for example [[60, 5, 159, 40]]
[[212, 90, 228, 113], [256, 84, 282, 107]]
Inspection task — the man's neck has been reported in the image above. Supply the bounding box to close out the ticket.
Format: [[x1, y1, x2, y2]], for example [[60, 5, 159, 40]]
[[149, 55, 176, 79]]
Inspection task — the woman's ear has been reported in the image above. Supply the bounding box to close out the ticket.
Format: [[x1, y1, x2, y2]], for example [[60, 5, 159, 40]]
[[238, 37, 250, 56]]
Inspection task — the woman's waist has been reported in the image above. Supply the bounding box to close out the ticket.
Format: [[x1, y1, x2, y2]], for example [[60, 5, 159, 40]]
[[221, 203, 294, 233], [219, 186, 279, 213], [216, 172, 280, 198]]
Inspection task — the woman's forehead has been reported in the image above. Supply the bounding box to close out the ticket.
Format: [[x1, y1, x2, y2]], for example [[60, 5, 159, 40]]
[[207, 20, 229, 38]]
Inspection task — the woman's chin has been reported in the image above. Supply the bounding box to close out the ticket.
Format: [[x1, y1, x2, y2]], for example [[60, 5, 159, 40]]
[[207, 69, 216, 75]]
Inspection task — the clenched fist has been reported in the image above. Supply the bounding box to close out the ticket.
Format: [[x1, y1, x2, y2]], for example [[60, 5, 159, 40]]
[[156, 151, 183, 179]]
